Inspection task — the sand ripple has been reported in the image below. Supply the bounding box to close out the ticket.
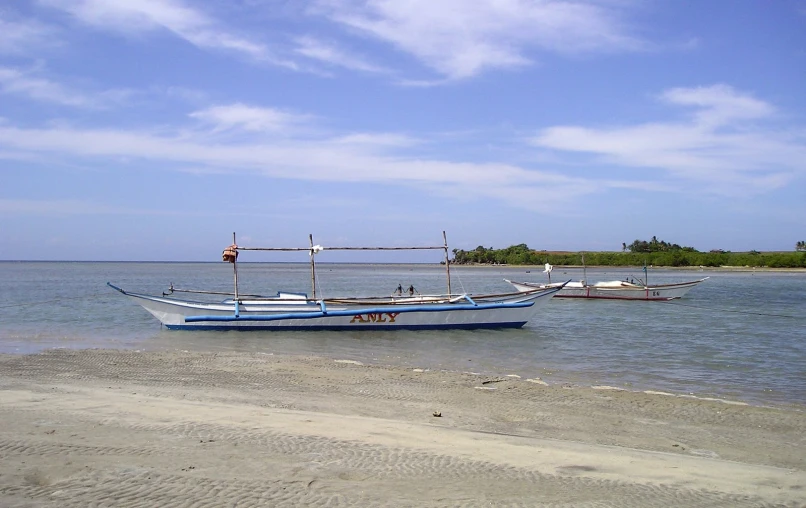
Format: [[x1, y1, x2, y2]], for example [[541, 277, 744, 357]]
[[0, 349, 803, 507]]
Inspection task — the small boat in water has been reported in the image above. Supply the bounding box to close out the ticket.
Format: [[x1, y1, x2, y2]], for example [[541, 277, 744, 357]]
[[505, 277, 708, 300], [109, 232, 565, 330], [505, 261, 708, 301]]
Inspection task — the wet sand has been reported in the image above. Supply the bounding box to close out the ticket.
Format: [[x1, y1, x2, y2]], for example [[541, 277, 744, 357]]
[[0, 349, 803, 507]]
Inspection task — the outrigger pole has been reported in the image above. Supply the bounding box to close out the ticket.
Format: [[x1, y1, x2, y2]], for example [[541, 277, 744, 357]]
[[643, 260, 649, 288], [443, 230, 451, 296], [232, 232, 239, 300], [309, 234, 317, 299], [229, 232, 453, 299], [581, 252, 588, 286]]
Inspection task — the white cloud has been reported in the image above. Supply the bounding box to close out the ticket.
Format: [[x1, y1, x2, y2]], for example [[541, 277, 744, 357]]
[[532, 85, 806, 193], [2, 86, 801, 213], [0, 66, 135, 108], [189, 103, 310, 132], [160, 86, 208, 103], [294, 36, 390, 74], [0, 66, 85, 106], [0, 122, 606, 212], [661, 84, 775, 126], [31, 0, 646, 81], [311, 0, 645, 79], [0, 198, 222, 216], [0, 198, 121, 215], [330, 133, 418, 147], [0, 13, 57, 55], [41, 0, 271, 60]]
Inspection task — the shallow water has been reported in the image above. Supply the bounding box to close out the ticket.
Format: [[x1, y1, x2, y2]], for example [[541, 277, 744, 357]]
[[1, 261, 804, 407]]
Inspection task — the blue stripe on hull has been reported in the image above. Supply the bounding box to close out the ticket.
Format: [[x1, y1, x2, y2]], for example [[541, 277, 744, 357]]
[[183, 300, 533, 323], [165, 321, 527, 331]]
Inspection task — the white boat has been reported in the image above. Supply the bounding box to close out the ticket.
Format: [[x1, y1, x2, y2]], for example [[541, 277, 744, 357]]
[[505, 261, 708, 301], [504, 277, 708, 301], [109, 232, 564, 330]]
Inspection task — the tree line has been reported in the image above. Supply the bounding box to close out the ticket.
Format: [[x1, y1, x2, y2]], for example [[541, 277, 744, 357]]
[[451, 238, 806, 268]]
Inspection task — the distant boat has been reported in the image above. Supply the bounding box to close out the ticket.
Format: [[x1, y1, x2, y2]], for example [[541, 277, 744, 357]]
[[109, 232, 565, 330], [506, 258, 708, 301], [504, 277, 708, 301]]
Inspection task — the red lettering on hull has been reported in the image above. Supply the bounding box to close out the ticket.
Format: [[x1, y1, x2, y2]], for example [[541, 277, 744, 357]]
[[350, 312, 400, 324]]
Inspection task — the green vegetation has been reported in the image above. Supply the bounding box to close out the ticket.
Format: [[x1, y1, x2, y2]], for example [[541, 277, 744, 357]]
[[452, 238, 806, 268], [626, 236, 696, 253]]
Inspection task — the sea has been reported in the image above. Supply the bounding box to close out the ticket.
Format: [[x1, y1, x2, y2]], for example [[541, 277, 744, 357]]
[[1, 261, 804, 409]]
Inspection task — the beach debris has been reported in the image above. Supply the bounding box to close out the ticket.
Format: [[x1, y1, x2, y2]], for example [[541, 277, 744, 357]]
[[23, 468, 51, 487], [557, 465, 596, 473], [432, 411, 442, 417]]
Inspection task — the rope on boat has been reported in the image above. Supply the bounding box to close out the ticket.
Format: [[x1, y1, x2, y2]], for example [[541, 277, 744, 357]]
[[660, 300, 803, 319], [453, 266, 467, 295], [313, 265, 326, 301]]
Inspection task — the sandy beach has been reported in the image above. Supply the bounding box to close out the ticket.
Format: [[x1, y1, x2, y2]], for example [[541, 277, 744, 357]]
[[0, 349, 803, 507]]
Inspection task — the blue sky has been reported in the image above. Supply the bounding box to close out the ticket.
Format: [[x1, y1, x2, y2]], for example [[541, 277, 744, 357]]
[[1, 0, 805, 261]]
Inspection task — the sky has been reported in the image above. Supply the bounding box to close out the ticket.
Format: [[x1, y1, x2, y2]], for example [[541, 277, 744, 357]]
[[1, 0, 805, 262]]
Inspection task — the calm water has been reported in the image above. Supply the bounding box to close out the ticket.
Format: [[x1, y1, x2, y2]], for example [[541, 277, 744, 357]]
[[1, 261, 805, 408]]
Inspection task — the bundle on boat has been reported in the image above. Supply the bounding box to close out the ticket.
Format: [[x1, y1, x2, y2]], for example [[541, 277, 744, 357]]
[[222, 244, 238, 263]]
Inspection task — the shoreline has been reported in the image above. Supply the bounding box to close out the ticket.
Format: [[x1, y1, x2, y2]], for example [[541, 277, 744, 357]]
[[2, 258, 805, 272], [2, 338, 803, 410], [1, 348, 803, 506]]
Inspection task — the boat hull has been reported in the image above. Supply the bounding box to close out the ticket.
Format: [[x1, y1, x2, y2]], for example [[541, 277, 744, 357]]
[[505, 278, 708, 301], [111, 285, 560, 330]]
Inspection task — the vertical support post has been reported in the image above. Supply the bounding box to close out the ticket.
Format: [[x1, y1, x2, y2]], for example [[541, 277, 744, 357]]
[[581, 252, 587, 286], [232, 232, 239, 300], [643, 260, 648, 288], [443, 231, 452, 296], [309, 234, 317, 299]]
